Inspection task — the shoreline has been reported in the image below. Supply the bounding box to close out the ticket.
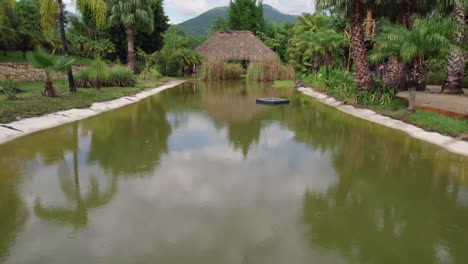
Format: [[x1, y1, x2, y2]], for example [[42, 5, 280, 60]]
[[0, 80, 186, 145], [298, 87, 468, 157]]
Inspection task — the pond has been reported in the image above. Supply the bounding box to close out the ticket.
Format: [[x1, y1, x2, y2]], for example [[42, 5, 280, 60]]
[[0, 81, 467, 264]]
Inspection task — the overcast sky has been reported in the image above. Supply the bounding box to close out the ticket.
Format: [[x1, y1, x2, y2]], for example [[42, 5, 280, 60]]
[[65, 0, 315, 24]]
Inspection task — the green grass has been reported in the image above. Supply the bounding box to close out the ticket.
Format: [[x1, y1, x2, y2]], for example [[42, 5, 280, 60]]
[[0, 77, 177, 124], [407, 111, 468, 135], [0, 51, 95, 65], [273, 80, 295, 89]]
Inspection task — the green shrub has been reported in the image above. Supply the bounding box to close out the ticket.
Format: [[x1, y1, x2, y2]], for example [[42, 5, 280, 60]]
[[140, 68, 162, 81], [110, 65, 137, 87], [273, 80, 295, 89]]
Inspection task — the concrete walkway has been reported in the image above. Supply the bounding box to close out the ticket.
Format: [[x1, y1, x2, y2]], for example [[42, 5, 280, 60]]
[[0, 80, 186, 145], [397, 86, 468, 117]]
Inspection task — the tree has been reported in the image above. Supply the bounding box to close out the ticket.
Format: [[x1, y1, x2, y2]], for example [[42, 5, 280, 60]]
[[28, 47, 75, 97], [371, 17, 456, 111], [228, 0, 265, 33], [316, 0, 375, 90], [135, 0, 169, 54], [156, 27, 202, 77], [109, 0, 155, 72], [16, 0, 43, 58], [211, 16, 229, 33], [442, 0, 466, 94]]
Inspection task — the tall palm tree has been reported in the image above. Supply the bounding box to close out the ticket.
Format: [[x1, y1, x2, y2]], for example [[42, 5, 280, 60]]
[[316, 0, 376, 90], [371, 17, 456, 110], [442, 0, 467, 94], [109, 0, 155, 72]]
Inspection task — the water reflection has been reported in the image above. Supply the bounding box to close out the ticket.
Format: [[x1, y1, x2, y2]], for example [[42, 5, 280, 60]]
[[84, 96, 172, 176], [0, 81, 466, 263]]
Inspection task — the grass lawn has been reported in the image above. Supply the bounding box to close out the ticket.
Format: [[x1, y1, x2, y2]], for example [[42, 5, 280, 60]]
[[0, 77, 179, 124], [0, 51, 95, 65]]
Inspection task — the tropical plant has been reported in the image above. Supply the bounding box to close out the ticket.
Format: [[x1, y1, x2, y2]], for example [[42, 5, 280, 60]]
[[288, 14, 333, 74], [0, 0, 15, 27], [316, 0, 376, 90], [28, 47, 75, 97], [297, 28, 347, 79], [108, 0, 154, 72], [371, 17, 456, 110], [442, 0, 467, 94]]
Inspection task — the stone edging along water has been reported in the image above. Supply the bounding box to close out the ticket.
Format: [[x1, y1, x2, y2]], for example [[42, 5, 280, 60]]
[[297, 87, 468, 157], [0, 80, 186, 145]]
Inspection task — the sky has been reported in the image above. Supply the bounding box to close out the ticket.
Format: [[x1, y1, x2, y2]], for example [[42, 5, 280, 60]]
[[64, 0, 315, 24]]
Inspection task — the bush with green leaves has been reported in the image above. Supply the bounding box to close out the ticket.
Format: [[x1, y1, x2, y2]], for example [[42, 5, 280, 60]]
[[246, 60, 295, 82]]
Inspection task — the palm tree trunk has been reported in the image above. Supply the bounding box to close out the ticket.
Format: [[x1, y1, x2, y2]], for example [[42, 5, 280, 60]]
[[351, 0, 374, 90], [442, 0, 465, 95], [44, 79, 56, 97], [401, 0, 414, 30], [57, 0, 76, 93], [127, 23, 136, 72], [406, 60, 425, 112]]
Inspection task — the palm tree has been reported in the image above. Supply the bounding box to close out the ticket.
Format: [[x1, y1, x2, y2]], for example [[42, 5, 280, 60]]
[[442, 0, 466, 94], [109, 0, 155, 72], [40, 0, 106, 93], [40, 0, 78, 92], [28, 47, 75, 97], [299, 29, 347, 79], [316, 0, 376, 90], [371, 17, 456, 111]]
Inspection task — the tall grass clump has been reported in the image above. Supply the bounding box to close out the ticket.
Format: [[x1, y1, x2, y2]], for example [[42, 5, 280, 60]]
[[246, 60, 295, 82], [199, 57, 225, 81], [223, 62, 243, 79], [87, 56, 111, 89], [75, 63, 136, 88], [199, 57, 243, 81]]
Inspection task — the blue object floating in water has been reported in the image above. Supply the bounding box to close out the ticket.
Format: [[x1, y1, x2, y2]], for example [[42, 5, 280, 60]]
[[256, 98, 290, 105]]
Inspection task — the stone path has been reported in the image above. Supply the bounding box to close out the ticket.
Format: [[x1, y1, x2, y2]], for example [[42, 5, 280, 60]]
[[397, 86, 468, 117]]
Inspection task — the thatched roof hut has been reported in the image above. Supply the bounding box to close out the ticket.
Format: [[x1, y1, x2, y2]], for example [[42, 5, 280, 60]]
[[195, 31, 279, 61]]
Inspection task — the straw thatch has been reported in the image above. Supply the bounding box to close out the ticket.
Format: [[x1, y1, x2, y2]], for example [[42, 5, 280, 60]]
[[195, 31, 279, 62]]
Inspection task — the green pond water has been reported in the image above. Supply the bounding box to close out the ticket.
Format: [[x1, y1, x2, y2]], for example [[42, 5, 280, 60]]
[[0, 81, 467, 264]]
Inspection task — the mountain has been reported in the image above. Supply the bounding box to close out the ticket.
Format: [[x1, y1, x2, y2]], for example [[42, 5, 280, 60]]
[[177, 4, 298, 36]]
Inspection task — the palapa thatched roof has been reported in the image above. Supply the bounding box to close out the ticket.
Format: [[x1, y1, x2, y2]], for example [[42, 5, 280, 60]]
[[195, 31, 279, 61]]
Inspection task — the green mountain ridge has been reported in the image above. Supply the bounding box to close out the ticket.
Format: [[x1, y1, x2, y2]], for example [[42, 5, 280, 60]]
[[177, 4, 298, 36]]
